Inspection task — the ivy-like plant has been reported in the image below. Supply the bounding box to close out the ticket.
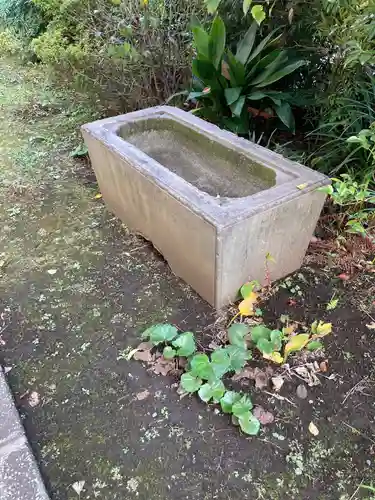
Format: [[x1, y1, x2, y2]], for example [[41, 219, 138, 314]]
[[138, 283, 332, 437], [230, 279, 332, 364], [142, 322, 259, 436]]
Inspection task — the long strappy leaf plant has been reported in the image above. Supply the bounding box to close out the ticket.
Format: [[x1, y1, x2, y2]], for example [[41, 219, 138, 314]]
[[188, 16, 307, 135]]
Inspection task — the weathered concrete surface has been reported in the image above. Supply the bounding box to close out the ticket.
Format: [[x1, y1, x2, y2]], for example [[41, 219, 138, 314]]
[[0, 371, 49, 500], [82, 107, 329, 308]]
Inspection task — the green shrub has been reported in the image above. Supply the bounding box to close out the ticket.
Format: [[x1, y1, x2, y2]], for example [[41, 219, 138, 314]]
[[0, 0, 44, 40], [308, 76, 375, 177], [186, 15, 307, 135], [0, 27, 22, 54], [28, 0, 207, 111]]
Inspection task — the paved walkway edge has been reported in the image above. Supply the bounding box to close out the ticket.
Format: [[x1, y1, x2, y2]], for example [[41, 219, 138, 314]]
[[0, 368, 49, 500]]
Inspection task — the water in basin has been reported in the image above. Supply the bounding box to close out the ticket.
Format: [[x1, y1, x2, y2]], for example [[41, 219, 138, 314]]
[[118, 117, 276, 198]]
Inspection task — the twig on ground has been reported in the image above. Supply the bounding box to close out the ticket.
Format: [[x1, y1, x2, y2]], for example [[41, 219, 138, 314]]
[[259, 438, 284, 451], [264, 391, 297, 407], [342, 377, 369, 405], [342, 421, 375, 445], [348, 481, 363, 500]]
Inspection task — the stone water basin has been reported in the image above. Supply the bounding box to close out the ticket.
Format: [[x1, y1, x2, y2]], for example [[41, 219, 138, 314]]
[[82, 106, 329, 308]]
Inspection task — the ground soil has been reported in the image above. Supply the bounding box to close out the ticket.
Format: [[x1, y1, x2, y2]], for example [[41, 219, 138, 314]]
[[0, 57, 374, 500]]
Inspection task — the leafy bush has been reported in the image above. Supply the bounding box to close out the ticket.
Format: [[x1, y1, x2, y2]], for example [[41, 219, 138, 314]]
[[139, 298, 332, 435], [319, 174, 375, 238], [0, 0, 44, 40], [308, 76, 375, 177], [28, 0, 206, 111], [0, 27, 22, 54], [300, 0, 375, 177], [188, 15, 306, 135]]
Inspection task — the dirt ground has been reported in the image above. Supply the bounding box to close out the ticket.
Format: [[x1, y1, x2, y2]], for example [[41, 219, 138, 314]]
[[0, 57, 374, 500]]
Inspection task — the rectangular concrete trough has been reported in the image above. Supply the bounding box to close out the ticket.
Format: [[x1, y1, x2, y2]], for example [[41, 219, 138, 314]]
[[82, 106, 329, 309]]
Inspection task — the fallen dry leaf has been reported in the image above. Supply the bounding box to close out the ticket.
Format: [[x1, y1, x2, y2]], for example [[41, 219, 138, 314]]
[[366, 322, 375, 330], [319, 360, 328, 372], [308, 421, 319, 436], [94, 193, 103, 200], [271, 375, 284, 392], [294, 365, 320, 386], [149, 357, 175, 376], [253, 368, 270, 389], [28, 391, 40, 407], [253, 406, 275, 425], [338, 273, 350, 281], [136, 389, 150, 401], [133, 342, 154, 363], [72, 480, 85, 496], [296, 384, 308, 399], [232, 367, 255, 382], [232, 367, 271, 390], [178, 357, 188, 369]]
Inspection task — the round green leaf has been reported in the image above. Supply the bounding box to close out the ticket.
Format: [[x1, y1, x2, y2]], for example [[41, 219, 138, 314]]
[[220, 391, 242, 414], [142, 323, 179, 345], [240, 280, 259, 299], [211, 348, 231, 378], [228, 323, 250, 348], [306, 340, 323, 351], [238, 412, 261, 435], [250, 325, 271, 343], [251, 5, 266, 26], [270, 329, 282, 351], [223, 345, 251, 372], [172, 332, 196, 357], [163, 346, 176, 359], [198, 380, 226, 403], [180, 372, 202, 393], [257, 338, 274, 354], [190, 353, 214, 380], [232, 395, 253, 417]]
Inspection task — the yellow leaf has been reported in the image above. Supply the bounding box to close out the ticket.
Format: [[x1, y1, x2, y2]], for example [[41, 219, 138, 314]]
[[263, 351, 284, 364], [297, 183, 308, 190], [284, 334, 310, 360], [265, 252, 276, 263], [282, 325, 296, 336], [94, 193, 103, 200], [238, 292, 258, 316], [311, 321, 332, 338]]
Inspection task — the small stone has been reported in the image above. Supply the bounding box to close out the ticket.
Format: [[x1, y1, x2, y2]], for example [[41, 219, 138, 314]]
[[308, 421, 319, 436], [296, 384, 307, 399]]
